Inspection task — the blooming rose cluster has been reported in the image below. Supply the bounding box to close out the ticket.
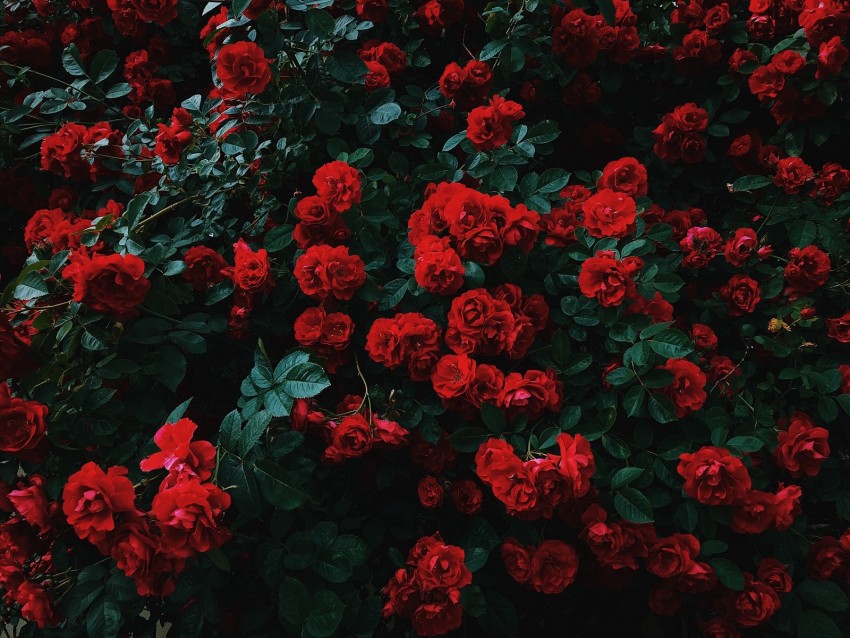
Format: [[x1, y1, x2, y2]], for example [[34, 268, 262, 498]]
[[61, 419, 230, 597], [500, 538, 579, 594], [358, 40, 407, 92], [408, 181, 540, 268], [466, 95, 525, 150], [416, 476, 484, 515], [366, 312, 442, 381], [439, 59, 493, 109], [293, 161, 362, 249], [475, 434, 595, 518], [322, 409, 409, 463], [382, 533, 472, 636], [294, 306, 355, 372], [652, 103, 710, 164], [62, 250, 151, 320], [40, 121, 123, 182], [551, 4, 640, 69]]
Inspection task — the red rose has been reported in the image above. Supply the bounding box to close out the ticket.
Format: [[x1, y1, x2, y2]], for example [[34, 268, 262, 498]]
[[13, 580, 58, 629], [807, 536, 847, 579], [356, 0, 388, 22], [230, 239, 273, 294], [411, 596, 463, 637], [774, 157, 814, 194], [581, 188, 637, 238], [598, 157, 649, 197], [413, 235, 465, 295], [139, 418, 216, 481], [817, 35, 849, 78], [827, 311, 850, 342], [320, 312, 354, 350], [783, 245, 830, 297], [7, 475, 51, 534], [0, 385, 47, 455], [215, 42, 271, 99], [774, 412, 829, 477], [62, 462, 137, 544], [677, 446, 751, 505], [730, 490, 776, 533], [723, 228, 759, 266], [294, 244, 366, 300], [659, 358, 707, 417], [0, 316, 35, 380], [416, 543, 472, 591], [646, 533, 700, 578], [699, 617, 740, 638], [110, 516, 178, 597], [312, 161, 362, 213], [529, 540, 578, 594], [151, 478, 231, 557], [720, 274, 761, 316], [449, 479, 482, 514], [466, 96, 524, 151], [182, 246, 227, 291], [722, 574, 780, 627], [417, 476, 445, 509], [773, 483, 802, 530], [62, 251, 151, 319], [840, 364, 850, 394], [324, 414, 373, 461], [364, 61, 391, 91], [578, 250, 637, 307], [691, 323, 718, 351], [415, 0, 465, 32], [431, 354, 476, 399], [294, 307, 325, 346], [757, 558, 792, 593], [498, 369, 561, 420], [500, 538, 533, 584], [128, 0, 177, 24], [40, 122, 88, 180]]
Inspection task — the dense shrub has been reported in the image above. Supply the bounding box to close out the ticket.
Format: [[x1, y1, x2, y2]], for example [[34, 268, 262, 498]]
[[1, 0, 850, 635]]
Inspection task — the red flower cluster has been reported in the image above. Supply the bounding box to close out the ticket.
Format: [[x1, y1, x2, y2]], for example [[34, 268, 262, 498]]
[[774, 412, 830, 478], [154, 107, 193, 165], [409, 182, 540, 267], [578, 250, 641, 307], [551, 6, 639, 68], [466, 95, 525, 150], [658, 358, 707, 417], [62, 419, 229, 597], [445, 287, 548, 359], [359, 41, 406, 91], [382, 533, 472, 636], [294, 307, 355, 372], [294, 244, 366, 301], [62, 250, 151, 320], [653, 103, 710, 163], [215, 41, 271, 100], [0, 383, 48, 455], [439, 60, 493, 109], [40, 121, 123, 182], [500, 538, 579, 593], [475, 434, 594, 518], [416, 477, 483, 514], [293, 161, 362, 248], [366, 312, 442, 381]]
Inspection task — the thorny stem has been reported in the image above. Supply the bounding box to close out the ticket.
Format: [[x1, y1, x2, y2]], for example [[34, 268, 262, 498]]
[[136, 196, 200, 230], [354, 356, 372, 418]]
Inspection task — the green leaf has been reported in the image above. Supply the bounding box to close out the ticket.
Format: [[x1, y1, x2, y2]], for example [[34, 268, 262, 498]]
[[105, 83, 132, 98], [649, 329, 694, 359], [239, 410, 271, 455], [623, 385, 646, 417], [14, 271, 49, 300], [490, 165, 518, 192], [730, 175, 773, 192], [86, 597, 122, 638], [614, 487, 654, 523], [164, 398, 193, 425], [648, 394, 677, 424], [279, 577, 309, 628], [305, 9, 335, 37], [370, 102, 402, 125], [233, 0, 252, 15], [709, 557, 744, 590], [726, 436, 764, 453], [798, 609, 842, 638], [253, 460, 308, 510], [525, 121, 560, 144], [331, 535, 369, 566], [559, 405, 581, 431], [448, 427, 490, 453], [280, 362, 331, 398], [611, 467, 644, 489], [480, 402, 506, 433], [304, 591, 345, 638], [219, 410, 242, 451], [62, 44, 86, 77], [797, 580, 850, 612], [326, 51, 367, 84], [89, 50, 118, 84]]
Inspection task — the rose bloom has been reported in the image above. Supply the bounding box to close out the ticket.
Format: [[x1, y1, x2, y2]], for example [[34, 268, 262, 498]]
[[598, 157, 648, 197], [431, 354, 476, 400], [500, 538, 533, 585], [757, 558, 792, 593], [774, 412, 830, 477], [312, 160, 362, 213], [449, 479, 483, 514], [0, 316, 35, 380], [139, 418, 216, 481], [364, 61, 390, 91], [7, 475, 51, 534], [807, 536, 847, 580], [774, 156, 814, 194], [659, 358, 707, 417], [0, 384, 48, 453], [691, 323, 718, 351], [730, 490, 776, 534], [294, 244, 366, 301], [720, 274, 761, 316], [677, 446, 751, 505], [578, 250, 637, 307], [581, 188, 637, 238], [529, 540, 579, 594], [151, 478, 231, 557], [827, 311, 850, 342], [62, 462, 137, 544], [230, 239, 273, 294], [646, 533, 700, 578], [182, 246, 227, 291], [417, 476, 444, 509], [698, 617, 740, 638], [783, 245, 830, 297], [324, 414, 373, 461], [723, 228, 759, 266], [216, 41, 271, 99], [722, 575, 780, 628], [62, 251, 151, 319], [416, 542, 472, 591]]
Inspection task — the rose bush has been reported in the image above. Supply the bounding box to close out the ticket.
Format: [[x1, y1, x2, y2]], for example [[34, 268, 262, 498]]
[[1, 0, 850, 635]]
